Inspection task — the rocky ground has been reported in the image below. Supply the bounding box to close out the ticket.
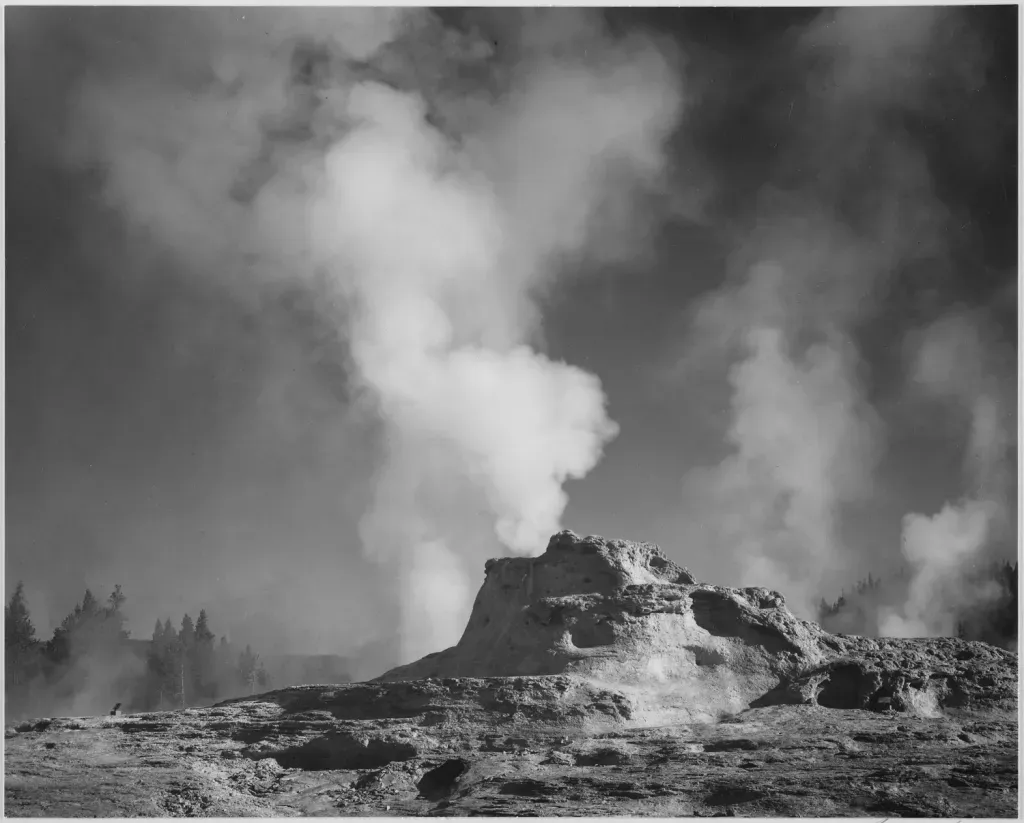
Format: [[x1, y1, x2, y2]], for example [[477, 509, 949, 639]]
[[4, 677, 1018, 817], [5, 531, 1019, 817]]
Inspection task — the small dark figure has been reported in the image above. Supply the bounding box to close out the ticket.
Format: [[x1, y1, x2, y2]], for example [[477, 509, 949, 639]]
[[110, 702, 122, 717]]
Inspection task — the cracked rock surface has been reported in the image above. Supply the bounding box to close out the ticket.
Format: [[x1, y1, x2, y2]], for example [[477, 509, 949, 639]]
[[4, 531, 1018, 817]]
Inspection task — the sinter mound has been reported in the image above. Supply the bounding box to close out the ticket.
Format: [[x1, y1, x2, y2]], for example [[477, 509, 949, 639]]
[[380, 530, 1016, 722]]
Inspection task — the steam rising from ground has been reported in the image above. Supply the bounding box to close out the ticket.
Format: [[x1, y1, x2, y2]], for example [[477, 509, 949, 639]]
[[63, 9, 682, 664], [881, 311, 1015, 637], [677, 8, 993, 620]]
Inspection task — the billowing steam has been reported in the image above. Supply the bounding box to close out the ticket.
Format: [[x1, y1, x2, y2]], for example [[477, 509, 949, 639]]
[[680, 231, 885, 617], [881, 310, 1015, 637], [677, 7, 988, 618], [62, 9, 682, 664]]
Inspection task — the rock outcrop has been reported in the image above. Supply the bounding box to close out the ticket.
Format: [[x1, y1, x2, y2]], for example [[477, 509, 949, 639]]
[[754, 637, 1018, 716], [381, 531, 836, 721], [381, 530, 1017, 723]]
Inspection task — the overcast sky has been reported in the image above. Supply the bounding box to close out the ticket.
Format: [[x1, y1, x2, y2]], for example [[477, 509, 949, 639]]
[[6, 7, 1017, 674]]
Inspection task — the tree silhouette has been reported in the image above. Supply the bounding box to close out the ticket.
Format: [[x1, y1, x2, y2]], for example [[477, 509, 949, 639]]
[[5, 582, 39, 693], [6, 584, 276, 716], [191, 610, 216, 701], [237, 645, 269, 695]]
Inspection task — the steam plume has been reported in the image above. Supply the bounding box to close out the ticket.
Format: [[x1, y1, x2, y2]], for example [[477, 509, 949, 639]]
[[61, 9, 683, 665], [881, 310, 1015, 637], [678, 8, 986, 617]]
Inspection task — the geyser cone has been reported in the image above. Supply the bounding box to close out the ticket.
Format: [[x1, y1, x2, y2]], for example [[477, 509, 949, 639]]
[[379, 530, 837, 722]]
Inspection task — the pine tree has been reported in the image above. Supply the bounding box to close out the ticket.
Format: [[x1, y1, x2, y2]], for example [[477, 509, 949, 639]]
[[214, 636, 233, 701], [155, 618, 175, 705], [39, 586, 136, 711], [193, 610, 214, 643], [48, 591, 96, 664], [191, 610, 216, 702], [180, 614, 195, 645], [5, 583, 36, 651], [176, 615, 195, 708], [237, 645, 263, 696], [107, 584, 126, 614], [81, 589, 99, 616], [146, 619, 168, 709], [101, 584, 130, 645], [5, 582, 39, 690]]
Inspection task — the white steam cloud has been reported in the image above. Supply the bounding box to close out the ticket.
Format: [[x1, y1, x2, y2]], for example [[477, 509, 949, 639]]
[[681, 241, 884, 617], [881, 310, 1015, 637], [63, 9, 683, 665], [677, 8, 985, 618]]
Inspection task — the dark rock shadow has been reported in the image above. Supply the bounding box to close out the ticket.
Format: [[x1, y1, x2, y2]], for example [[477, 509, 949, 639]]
[[705, 786, 765, 806], [248, 732, 418, 771], [417, 758, 469, 801], [688, 590, 802, 654]]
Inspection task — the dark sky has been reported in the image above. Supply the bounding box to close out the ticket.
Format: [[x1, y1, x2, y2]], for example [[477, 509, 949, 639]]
[[6, 7, 1017, 670]]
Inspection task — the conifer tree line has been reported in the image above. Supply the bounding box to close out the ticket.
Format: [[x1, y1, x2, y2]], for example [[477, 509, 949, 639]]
[[144, 610, 269, 710], [818, 560, 1018, 649], [5, 583, 270, 720]]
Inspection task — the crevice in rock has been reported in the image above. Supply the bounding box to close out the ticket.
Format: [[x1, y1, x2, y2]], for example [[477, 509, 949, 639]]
[[573, 747, 633, 766], [816, 663, 882, 710], [498, 779, 557, 797], [570, 619, 616, 649], [703, 739, 764, 752], [705, 785, 765, 806], [417, 758, 469, 801], [254, 733, 418, 771], [687, 646, 728, 667], [689, 590, 801, 654]]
